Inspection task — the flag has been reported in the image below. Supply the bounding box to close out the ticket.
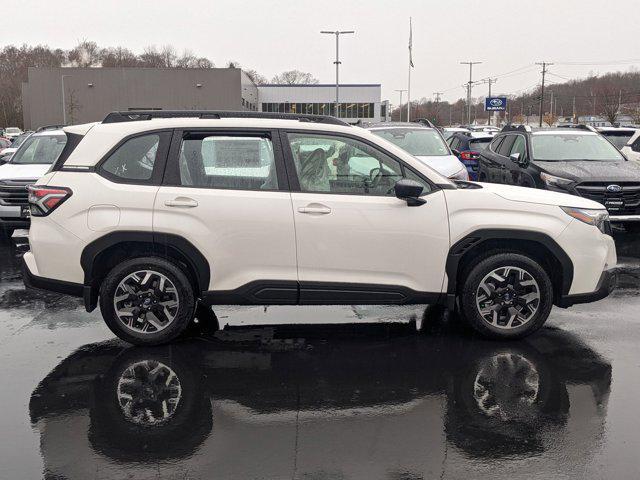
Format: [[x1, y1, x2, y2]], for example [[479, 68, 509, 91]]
[[409, 17, 414, 68]]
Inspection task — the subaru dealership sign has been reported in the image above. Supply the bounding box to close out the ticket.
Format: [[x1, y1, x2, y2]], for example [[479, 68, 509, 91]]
[[485, 97, 507, 111]]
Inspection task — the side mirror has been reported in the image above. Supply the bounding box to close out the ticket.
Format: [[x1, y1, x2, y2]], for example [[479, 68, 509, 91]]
[[510, 152, 528, 167], [394, 179, 426, 206]]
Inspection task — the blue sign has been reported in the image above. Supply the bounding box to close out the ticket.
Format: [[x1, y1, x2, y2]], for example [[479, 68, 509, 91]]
[[485, 97, 507, 111]]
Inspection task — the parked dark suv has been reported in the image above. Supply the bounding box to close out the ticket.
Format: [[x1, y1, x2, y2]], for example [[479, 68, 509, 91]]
[[478, 124, 640, 232]]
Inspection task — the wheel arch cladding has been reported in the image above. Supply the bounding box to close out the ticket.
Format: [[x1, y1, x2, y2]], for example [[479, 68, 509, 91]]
[[445, 229, 573, 303], [80, 232, 210, 311]]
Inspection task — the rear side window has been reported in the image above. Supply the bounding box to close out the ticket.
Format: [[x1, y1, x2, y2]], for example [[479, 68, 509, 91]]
[[632, 137, 640, 153], [510, 136, 527, 157], [497, 135, 516, 156], [177, 135, 278, 190], [101, 134, 160, 181]]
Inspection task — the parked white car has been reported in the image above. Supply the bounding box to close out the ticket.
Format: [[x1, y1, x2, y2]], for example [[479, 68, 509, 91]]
[[23, 111, 616, 345], [366, 123, 469, 180], [3, 127, 23, 140], [0, 128, 66, 235]]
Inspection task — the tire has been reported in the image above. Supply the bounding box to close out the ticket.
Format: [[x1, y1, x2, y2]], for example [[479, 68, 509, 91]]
[[459, 252, 553, 339], [99, 256, 196, 346]]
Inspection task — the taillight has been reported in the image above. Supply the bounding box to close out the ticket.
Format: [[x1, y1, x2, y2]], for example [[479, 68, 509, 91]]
[[459, 151, 480, 160], [28, 185, 72, 216]]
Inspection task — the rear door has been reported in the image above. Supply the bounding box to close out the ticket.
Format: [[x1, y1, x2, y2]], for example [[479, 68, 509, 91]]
[[281, 130, 450, 302], [154, 129, 298, 299]]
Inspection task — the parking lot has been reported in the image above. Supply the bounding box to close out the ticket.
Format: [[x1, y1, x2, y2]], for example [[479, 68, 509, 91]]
[[0, 231, 637, 479]]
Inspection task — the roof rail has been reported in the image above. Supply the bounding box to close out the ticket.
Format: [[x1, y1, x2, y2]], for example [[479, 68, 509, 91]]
[[35, 124, 67, 132], [102, 110, 351, 127], [556, 124, 597, 132], [500, 124, 532, 133], [414, 118, 436, 128]]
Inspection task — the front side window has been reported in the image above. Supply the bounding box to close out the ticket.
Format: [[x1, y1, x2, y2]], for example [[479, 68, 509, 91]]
[[371, 128, 449, 156], [497, 135, 516, 156], [510, 135, 527, 158], [287, 133, 430, 195], [178, 135, 278, 190], [11, 134, 67, 165], [101, 134, 159, 180], [531, 133, 625, 161]]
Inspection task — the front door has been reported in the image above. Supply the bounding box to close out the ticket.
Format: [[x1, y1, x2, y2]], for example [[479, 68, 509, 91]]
[[154, 129, 298, 301], [282, 131, 450, 303]]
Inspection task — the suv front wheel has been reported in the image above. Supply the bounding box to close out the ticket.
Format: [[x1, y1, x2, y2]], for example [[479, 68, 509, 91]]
[[99, 257, 196, 345], [459, 253, 554, 339]]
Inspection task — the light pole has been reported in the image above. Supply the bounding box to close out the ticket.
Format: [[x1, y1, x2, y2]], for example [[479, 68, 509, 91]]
[[460, 61, 481, 125], [395, 89, 407, 121], [321, 30, 355, 118], [61, 74, 71, 124]]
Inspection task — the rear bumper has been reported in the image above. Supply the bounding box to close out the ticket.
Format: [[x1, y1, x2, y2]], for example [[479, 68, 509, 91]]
[[21, 255, 83, 297], [557, 269, 617, 308]]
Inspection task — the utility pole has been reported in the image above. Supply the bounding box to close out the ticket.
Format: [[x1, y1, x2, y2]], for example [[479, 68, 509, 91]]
[[395, 89, 407, 121], [433, 92, 443, 125], [460, 61, 482, 125], [550, 90, 554, 122], [572, 96, 576, 123], [321, 30, 355, 118], [480, 77, 497, 125], [535, 62, 553, 127]]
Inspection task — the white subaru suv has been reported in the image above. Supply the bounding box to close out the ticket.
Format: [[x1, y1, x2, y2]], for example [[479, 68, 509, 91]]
[[22, 111, 617, 345]]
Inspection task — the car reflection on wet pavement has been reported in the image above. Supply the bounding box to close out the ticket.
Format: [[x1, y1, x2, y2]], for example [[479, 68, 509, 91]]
[[2, 233, 640, 479]]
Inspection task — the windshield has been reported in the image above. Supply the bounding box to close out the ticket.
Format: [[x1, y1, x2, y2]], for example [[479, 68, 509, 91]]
[[600, 131, 635, 150], [469, 138, 492, 151], [11, 133, 30, 148], [531, 133, 624, 162], [372, 128, 449, 156], [10, 134, 66, 164]]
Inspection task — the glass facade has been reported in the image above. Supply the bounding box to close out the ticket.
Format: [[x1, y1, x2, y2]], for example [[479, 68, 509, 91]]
[[261, 102, 375, 118]]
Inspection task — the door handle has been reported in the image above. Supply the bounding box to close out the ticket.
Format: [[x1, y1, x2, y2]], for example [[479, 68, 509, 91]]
[[164, 197, 198, 208], [298, 204, 331, 215]]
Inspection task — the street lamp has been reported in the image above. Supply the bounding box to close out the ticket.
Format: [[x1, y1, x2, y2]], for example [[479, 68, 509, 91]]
[[321, 30, 355, 118]]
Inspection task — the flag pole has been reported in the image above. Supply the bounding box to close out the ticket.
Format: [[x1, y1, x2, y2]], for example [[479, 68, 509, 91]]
[[407, 17, 413, 123]]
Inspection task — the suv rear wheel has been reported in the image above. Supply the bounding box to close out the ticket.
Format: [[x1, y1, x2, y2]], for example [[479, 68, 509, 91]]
[[459, 253, 553, 339], [99, 257, 196, 345]]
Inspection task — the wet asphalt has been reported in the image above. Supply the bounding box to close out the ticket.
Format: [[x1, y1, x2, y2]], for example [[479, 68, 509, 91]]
[[1, 233, 640, 480]]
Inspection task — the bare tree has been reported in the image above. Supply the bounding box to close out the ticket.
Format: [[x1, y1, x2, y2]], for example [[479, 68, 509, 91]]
[[139, 46, 165, 67], [66, 88, 81, 124], [100, 47, 139, 67], [271, 70, 319, 85], [244, 69, 268, 84], [543, 113, 558, 126], [68, 40, 101, 67]]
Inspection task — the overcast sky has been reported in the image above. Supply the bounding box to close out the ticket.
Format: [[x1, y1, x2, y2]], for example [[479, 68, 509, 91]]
[[3, 0, 639, 105]]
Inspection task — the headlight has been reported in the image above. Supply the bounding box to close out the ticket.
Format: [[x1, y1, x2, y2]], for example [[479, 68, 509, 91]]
[[561, 206, 609, 233], [540, 172, 573, 189], [449, 168, 469, 181]]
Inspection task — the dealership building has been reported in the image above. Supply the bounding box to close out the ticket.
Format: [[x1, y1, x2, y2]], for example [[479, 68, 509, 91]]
[[21, 67, 387, 129]]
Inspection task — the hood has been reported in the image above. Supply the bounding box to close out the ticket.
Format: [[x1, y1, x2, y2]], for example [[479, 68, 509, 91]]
[[0, 162, 51, 181], [415, 155, 465, 178], [534, 160, 640, 182], [479, 182, 604, 209]]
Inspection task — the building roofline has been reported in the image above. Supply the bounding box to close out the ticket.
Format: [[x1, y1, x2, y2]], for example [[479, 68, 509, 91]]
[[259, 83, 381, 88]]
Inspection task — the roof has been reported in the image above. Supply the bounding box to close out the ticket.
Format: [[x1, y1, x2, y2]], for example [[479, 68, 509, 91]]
[[259, 83, 381, 88]]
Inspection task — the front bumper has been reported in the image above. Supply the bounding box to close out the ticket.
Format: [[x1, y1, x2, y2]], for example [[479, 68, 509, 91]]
[[0, 204, 30, 228], [609, 215, 640, 222], [557, 269, 617, 308]]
